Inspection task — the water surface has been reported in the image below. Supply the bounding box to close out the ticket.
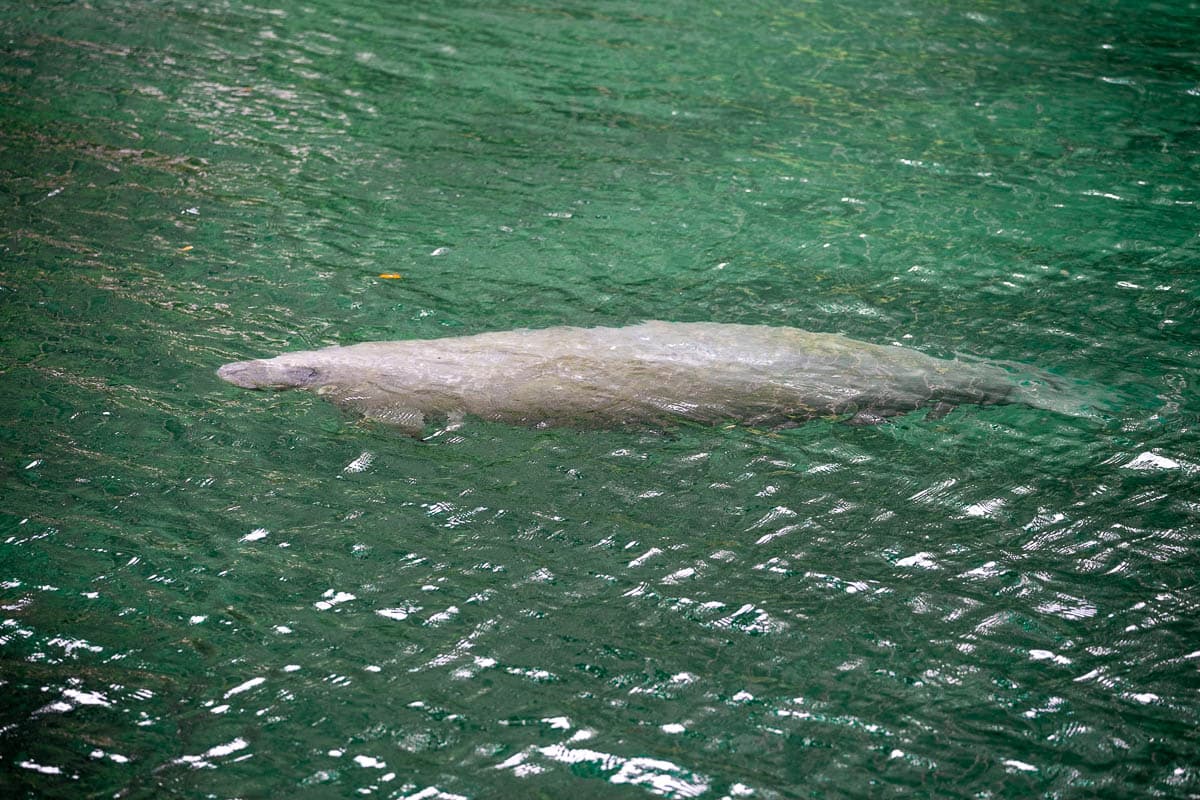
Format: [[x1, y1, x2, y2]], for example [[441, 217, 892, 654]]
[[2, 1, 1198, 797]]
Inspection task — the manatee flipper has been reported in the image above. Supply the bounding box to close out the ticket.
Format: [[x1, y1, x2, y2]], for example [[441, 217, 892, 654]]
[[320, 381, 451, 437], [361, 406, 427, 437]]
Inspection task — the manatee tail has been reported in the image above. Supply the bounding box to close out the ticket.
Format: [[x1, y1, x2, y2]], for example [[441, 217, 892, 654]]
[[1005, 369, 1113, 420], [956, 354, 1110, 420]]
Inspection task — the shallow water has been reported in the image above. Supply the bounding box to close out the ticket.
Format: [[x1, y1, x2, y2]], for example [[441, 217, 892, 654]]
[[2, 1, 1198, 797]]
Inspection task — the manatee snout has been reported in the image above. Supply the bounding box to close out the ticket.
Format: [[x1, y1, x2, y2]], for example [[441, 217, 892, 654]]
[[218, 359, 318, 390]]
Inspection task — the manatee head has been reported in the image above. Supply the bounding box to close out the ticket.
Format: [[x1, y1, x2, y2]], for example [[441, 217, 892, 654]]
[[217, 355, 322, 390]]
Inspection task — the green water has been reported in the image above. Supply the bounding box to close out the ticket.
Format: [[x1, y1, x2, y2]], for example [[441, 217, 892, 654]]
[[2, 0, 1198, 797]]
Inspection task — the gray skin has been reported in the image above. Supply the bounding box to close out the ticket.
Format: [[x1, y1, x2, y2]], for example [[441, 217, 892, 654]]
[[217, 321, 1084, 436]]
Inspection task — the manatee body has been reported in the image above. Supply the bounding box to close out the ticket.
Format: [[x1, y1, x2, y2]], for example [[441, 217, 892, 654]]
[[217, 321, 1082, 435]]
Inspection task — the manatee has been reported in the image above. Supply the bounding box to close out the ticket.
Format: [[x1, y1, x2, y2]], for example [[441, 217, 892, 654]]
[[217, 321, 1093, 436]]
